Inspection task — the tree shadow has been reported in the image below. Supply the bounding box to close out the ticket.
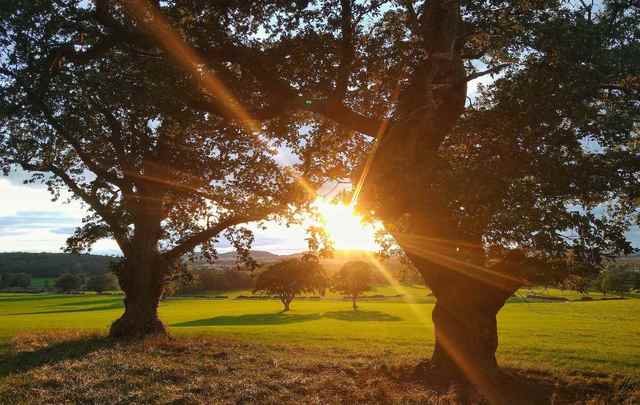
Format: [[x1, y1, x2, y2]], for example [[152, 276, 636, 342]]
[[172, 312, 323, 327], [53, 298, 122, 307], [0, 335, 113, 378], [0, 295, 80, 303], [8, 302, 123, 316], [323, 310, 402, 322]]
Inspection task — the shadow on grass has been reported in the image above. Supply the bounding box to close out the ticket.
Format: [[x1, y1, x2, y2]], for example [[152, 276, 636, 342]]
[[0, 335, 113, 378], [173, 310, 402, 327], [8, 302, 123, 316], [323, 310, 402, 322], [173, 312, 323, 327], [0, 295, 81, 304], [52, 298, 122, 307]]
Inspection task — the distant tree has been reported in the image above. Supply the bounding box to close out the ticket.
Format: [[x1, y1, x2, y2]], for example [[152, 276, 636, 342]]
[[43, 279, 51, 290], [12, 273, 31, 288], [600, 263, 636, 297], [332, 261, 374, 310], [85, 273, 119, 293], [562, 274, 591, 295], [253, 256, 327, 312], [54, 273, 83, 292], [0, 273, 31, 288]]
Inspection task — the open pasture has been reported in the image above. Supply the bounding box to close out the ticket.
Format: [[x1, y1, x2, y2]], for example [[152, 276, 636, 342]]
[[1, 292, 639, 377]]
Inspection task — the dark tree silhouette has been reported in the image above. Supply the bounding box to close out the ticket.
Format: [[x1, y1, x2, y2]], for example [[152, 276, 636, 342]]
[[332, 261, 374, 310], [253, 256, 328, 311], [1, 1, 639, 393], [85, 273, 119, 293], [55, 273, 83, 293]]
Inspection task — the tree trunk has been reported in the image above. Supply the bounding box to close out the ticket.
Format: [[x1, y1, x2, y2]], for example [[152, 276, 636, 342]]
[[110, 213, 169, 338], [110, 254, 168, 338], [352, 295, 357, 310], [399, 223, 524, 401], [281, 296, 291, 312]]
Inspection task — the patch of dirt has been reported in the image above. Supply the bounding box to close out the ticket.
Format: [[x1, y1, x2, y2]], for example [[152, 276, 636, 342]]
[[0, 332, 637, 404]]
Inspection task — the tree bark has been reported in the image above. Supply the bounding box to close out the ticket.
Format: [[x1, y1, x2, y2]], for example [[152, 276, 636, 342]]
[[110, 212, 169, 338], [110, 254, 168, 338], [397, 220, 524, 400]]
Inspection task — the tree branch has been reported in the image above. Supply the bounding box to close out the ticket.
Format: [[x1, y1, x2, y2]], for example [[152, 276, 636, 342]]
[[163, 214, 265, 261], [335, 0, 355, 99], [464, 63, 510, 82]]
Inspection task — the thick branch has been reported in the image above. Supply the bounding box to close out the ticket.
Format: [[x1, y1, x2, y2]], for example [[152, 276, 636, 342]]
[[163, 214, 264, 261], [335, 0, 355, 98], [464, 63, 510, 82]]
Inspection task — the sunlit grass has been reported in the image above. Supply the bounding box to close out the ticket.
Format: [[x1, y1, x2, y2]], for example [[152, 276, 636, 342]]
[[1, 292, 639, 376]]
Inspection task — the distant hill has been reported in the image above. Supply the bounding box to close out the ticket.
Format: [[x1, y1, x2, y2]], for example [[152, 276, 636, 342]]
[[0, 252, 118, 278]]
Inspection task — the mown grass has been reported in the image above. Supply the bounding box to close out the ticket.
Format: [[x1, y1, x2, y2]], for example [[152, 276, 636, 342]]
[[1, 291, 639, 377]]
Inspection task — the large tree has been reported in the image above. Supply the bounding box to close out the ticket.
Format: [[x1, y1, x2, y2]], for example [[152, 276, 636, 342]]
[[2, 0, 639, 392], [0, 1, 301, 337]]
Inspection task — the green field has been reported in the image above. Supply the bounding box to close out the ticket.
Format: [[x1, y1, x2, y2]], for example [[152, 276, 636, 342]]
[[1, 291, 639, 378], [29, 278, 55, 288]]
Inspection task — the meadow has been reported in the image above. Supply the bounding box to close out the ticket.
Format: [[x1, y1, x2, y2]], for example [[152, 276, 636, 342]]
[[1, 290, 639, 377]]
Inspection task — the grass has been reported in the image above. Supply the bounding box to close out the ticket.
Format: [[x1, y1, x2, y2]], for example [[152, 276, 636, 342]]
[[1, 291, 639, 403], [1, 291, 639, 378], [29, 278, 55, 288], [1, 332, 638, 404]]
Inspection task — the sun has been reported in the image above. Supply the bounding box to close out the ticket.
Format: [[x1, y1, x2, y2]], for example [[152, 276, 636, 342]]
[[312, 198, 379, 251]]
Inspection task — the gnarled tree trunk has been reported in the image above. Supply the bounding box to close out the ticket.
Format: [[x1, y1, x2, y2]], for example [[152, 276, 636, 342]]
[[110, 255, 167, 338], [110, 214, 170, 338], [393, 216, 524, 399]]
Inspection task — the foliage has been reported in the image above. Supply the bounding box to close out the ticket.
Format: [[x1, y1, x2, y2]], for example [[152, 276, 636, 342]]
[[0, 273, 31, 288], [54, 273, 83, 292], [84, 273, 119, 293], [331, 261, 374, 309], [181, 269, 254, 294], [598, 262, 640, 296], [0, 253, 117, 278], [253, 256, 328, 311]]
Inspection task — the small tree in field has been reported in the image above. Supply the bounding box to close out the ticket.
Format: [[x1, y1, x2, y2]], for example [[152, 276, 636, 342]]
[[253, 256, 327, 312], [55, 273, 83, 292], [85, 273, 119, 293], [332, 261, 374, 310]]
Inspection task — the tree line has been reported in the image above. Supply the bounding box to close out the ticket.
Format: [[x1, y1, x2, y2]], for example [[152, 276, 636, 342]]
[[0, 252, 117, 278]]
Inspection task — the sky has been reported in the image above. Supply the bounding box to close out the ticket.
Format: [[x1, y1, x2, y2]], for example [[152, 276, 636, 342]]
[[0, 171, 315, 256]]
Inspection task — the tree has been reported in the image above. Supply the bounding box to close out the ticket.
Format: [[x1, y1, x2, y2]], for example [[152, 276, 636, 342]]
[[0, 273, 31, 288], [253, 256, 328, 311], [55, 273, 83, 292], [85, 273, 119, 293], [2, 0, 639, 392], [600, 263, 637, 297], [0, 2, 301, 337], [332, 261, 374, 310]]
